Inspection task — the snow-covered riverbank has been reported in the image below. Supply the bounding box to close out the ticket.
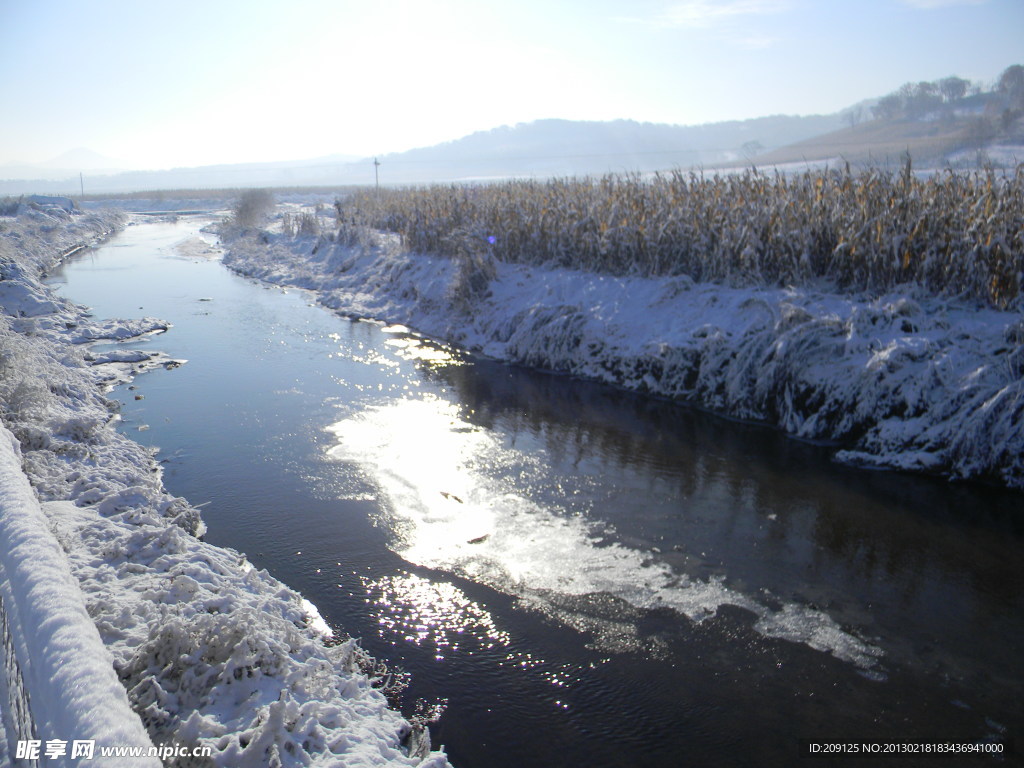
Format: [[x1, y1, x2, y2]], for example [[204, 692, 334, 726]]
[[223, 221, 1024, 490], [0, 202, 448, 767]]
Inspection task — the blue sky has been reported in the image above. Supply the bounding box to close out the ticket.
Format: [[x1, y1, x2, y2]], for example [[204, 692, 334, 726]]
[[1, 0, 1021, 170]]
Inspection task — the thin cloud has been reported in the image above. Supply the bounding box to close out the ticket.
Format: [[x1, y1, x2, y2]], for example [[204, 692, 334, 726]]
[[655, 0, 792, 28], [897, 0, 986, 8], [732, 34, 781, 49]]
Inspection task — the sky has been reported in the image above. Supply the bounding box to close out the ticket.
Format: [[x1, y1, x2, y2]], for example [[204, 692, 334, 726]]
[[1, 0, 1022, 170]]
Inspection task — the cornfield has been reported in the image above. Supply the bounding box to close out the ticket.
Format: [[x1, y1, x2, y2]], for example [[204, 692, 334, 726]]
[[334, 165, 1024, 309]]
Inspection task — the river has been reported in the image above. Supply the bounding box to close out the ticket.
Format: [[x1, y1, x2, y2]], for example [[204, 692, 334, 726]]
[[47, 217, 1022, 767]]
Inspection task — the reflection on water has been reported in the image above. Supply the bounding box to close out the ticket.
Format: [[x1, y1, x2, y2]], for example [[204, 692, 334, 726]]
[[362, 571, 510, 659], [327, 393, 884, 671], [328, 333, 1023, 754], [383, 335, 465, 366]]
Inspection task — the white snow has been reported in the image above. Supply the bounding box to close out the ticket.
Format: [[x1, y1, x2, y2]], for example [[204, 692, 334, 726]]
[[0, 428, 159, 765], [945, 144, 1024, 168], [43, 498, 446, 768], [0, 427, 160, 767], [222, 221, 1024, 490], [0, 203, 449, 766]]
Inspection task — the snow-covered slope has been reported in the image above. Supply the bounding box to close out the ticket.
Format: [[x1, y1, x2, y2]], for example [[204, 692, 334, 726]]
[[223, 225, 1024, 490], [0, 204, 449, 767]]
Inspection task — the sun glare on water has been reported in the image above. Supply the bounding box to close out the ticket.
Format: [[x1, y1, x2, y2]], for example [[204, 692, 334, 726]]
[[361, 571, 511, 659], [326, 394, 885, 672]]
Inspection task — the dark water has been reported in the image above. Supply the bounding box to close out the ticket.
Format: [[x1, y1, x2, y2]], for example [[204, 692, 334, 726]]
[[49, 219, 1023, 767]]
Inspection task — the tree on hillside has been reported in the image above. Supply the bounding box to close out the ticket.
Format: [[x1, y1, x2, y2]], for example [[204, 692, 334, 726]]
[[872, 93, 904, 120], [907, 82, 942, 117], [873, 81, 943, 119], [872, 74, 981, 121], [997, 64, 1024, 109], [939, 76, 969, 103]]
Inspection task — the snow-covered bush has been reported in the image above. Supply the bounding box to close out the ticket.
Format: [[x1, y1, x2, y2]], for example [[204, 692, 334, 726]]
[[229, 189, 275, 231], [0, 196, 22, 216]]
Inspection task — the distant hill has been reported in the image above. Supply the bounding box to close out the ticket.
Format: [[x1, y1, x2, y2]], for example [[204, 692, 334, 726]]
[[0, 115, 844, 194], [39, 147, 126, 171], [745, 66, 1024, 169], [370, 115, 845, 182], [750, 113, 1024, 170], [750, 118, 975, 168], [0, 148, 128, 182]]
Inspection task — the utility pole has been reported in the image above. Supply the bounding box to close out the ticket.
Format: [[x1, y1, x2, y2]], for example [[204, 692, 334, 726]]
[[373, 157, 380, 192], [80, 172, 84, 199]]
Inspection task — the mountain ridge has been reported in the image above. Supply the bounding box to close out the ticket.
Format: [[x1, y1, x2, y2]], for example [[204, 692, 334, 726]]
[[0, 113, 845, 194]]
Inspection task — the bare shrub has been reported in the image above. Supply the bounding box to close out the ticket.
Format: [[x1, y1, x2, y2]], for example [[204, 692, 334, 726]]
[[4, 378, 51, 421], [280, 212, 321, 237], [230, 189, 275, 230], [444, 228, 497, 311], [0, 196, 22, 216]]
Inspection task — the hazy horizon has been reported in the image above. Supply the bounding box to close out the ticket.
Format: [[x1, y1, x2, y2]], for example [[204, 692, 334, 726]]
[[2, 0, 1022, 171]]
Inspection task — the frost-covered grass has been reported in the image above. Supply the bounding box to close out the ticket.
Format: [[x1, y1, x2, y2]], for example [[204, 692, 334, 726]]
[[335, 165, 1024, 310], [223, 206, 1024, 490], [0, 205, 448, 767]]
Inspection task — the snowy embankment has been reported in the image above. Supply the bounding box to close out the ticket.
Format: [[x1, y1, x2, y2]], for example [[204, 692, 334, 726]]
[[223, 224, 1024, 490], [0, 203, 448, 767], [0, 426, 160, 768]]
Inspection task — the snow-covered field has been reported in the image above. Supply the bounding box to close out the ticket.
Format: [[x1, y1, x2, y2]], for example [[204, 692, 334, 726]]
[[0, 200, 449, 766], [946, 144, 1024, 168], [79, 197, 232, 214], [223, 217, 1024, 490]]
